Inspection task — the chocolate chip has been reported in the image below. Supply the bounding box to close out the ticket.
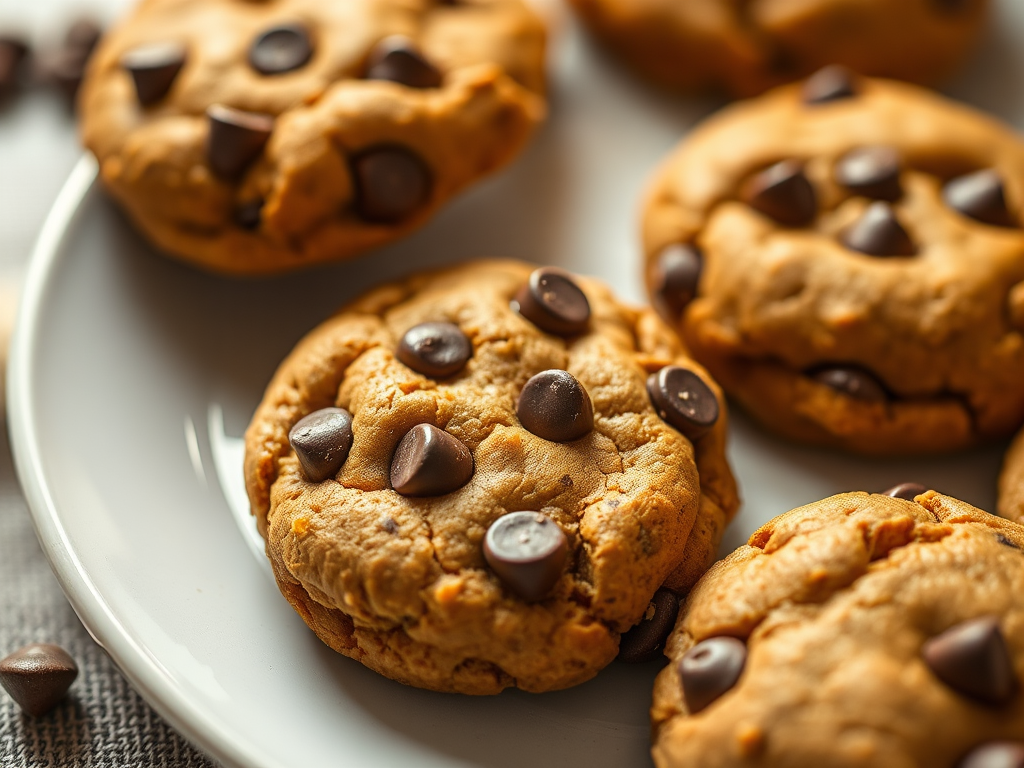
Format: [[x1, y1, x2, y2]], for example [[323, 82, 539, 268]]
[[41, 19, 102, 103], [812, 366, 888, 402], [741, 160, 817, 227], [803, 65, 857, 104], [0, 37, 29, 99], [397, 322, 471, 378], [0, 643, 78, 717], [944, 170, 1016, 228], [923, 616, 1017, 705], [679, 637, 747, 714], [513, 267, 591, 336], [235, 199, 263, 230], [618, 590, 680, 664], [883, 482, 927, 501], [121, 42, 186, 105], [842, 202, 916, 256], [934, 0, 971, 13], [647, 366, 719, 441], [483, 512, 568, 601], [289, 407, 354, 483], [835, 147, 903, 202], [517, 370, 594, 443], [365, 36, 442, 89], [958, 742, 1024, 768], [651, 244, 702, 323], [249, 24, 312, 75], [351, 145, 432, 223], [390, 424, 473, 496], [206, 104, 274, 180], [996, 534, 1021, 551], [64, 19, 102, 54]]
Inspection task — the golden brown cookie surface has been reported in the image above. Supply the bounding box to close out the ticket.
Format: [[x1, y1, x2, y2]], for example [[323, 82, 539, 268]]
[[243, 260, 738, 694], [80, 0, 546, 275]]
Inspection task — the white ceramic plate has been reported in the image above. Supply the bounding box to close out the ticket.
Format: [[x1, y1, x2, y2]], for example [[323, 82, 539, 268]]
[[9, 4, 1024, 767]]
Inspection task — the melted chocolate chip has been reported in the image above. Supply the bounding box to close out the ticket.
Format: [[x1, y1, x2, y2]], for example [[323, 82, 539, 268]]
[[0, 644, 78, 717], [288, 407, 354, 483], [351, 145, 432, 223], [923, 616, 1017, 705], [842, 202, 916, 256], [513, 267, 591, 336], [679, 637, 747, 714], [741, 160, 817, 227], [883, 482, 927, 501], [647, 366, 719, 441], [651, 244, 702, 323], [206, 104, 274, 180], [944, 170, 1016, 228], [812, 366, 888, 402], [803, 65, 858, 104], [121, 42, 186, 105], [618, 590, 680, 664], [235, 199, 264, 230], [483, 512, 568, 601], [958, 742, 1024, 768], [366, 36, 442, 89], [835, 146, 903, 202], [517, 370, 594, 443], [390, 424, 473, 497], [397, 322, 471, 378], [249, 24, 312, 75]]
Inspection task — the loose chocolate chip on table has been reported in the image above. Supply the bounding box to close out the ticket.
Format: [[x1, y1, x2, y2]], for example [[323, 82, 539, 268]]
[[249, 24, 313, 75], [289, 407, 354, 483], [842, 202, 916, 256], [0, 643, 78, 717], [483, 512, 568, 601], [923, 616, 1017, 705], [351, 145, 432, 223], [883, 482, 927, 501], [366, 36, 442, 89], [958, 742, 1024, 768], [42, 19, 102, 103], [618, 589, 680, 664], [206, 104, 274, 180], [651, 244, 702, 322], [235, 199, 264, 230], [390, 423, 474, 496], [803, 65, 857, 105], [679, 637, 747, 714], [517, 369, 594, 443], [0, 37, 29, 99], [944, 169, 1016, 228], [121, 42, 186, 106], [835, 146, 902, 202], [812, 366, 888, 402], [513, 267, 591, 336], [741, 160, 817, 227], [647, 366, 719, 441], [397, 322, 472, 378]]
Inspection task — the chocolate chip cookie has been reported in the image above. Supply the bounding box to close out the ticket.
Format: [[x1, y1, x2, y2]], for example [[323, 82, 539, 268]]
[[569, 0, 987, 97], [79, 0, 546, 275], [644, 70, 1024, 455], [652, 490, 1024, 768], [243, 260, 738, 694]]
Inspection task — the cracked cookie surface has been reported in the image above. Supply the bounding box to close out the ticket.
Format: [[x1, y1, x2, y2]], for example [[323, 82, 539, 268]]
[[80, 0, 546, 275], [652, 491, 1024, 768], [243, 260, 738, 694]]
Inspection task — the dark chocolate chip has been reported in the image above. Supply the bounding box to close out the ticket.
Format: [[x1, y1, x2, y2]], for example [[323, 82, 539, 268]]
[[397, 322, 472, 378], [944, 170, 1016, 228], [835, 146, 903, 202], [922, 616, 1017, 705], [883, 482, 927, 501], [365, 36, 442, 89], [235, 199, 264, 230], [351, 145, 432, 223], [651, 244, 702, 323], [812, 366, 888, 402], [483, 511, 568, 601], [390, 423, 473, 497], [121, 42, 186, 106], [618, 590, 680, 664], [0, 644, 78, 717], [206, 104, 274, 180], [513, 267, 591, 336], [996, 534, 1021, 551], [288, 407, 354, 483], [803, 65, 857, 105], [0, 37, 29, 98], [249, 24, 312, 76], [64, 19, 102, 54], [46, 19, 102, 102], [647, 366, 720, 441], [842, 202, 916, 256], [678, 637, 747, 714], [958, 742, 1024, 768], [517, 370, 594, 443], [741, 160, 817, 227]]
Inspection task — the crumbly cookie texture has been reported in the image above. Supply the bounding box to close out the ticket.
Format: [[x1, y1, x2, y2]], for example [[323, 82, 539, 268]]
[[244, 260, 738, 694], [79, 0, 546, 275], [652, 491, 1024, 768], [644, 71, 1024, 455], [569, 0, 987, 97], [999, 432, 1024, 525]]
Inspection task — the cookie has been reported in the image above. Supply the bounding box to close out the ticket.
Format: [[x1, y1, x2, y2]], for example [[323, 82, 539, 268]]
[[569, 0, 987, 97], [79, 0, 546, 275], [243, 260, 738, 694], [644, 70, 1024, 455], [652, 490, 1024, 768]]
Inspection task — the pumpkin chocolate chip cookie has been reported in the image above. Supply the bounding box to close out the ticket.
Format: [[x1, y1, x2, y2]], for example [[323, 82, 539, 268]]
[[243, 260, 738, 694], [652, 490, 1024, 768], [644, 69, 1024, 455], [79, 0, 546, 275]]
